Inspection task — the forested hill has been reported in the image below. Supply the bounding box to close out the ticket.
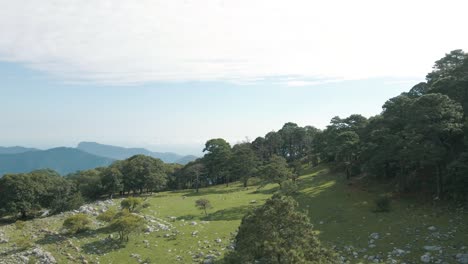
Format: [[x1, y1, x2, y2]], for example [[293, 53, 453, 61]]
[[77, 142, 197, 164], [0, 147, 114, 176]]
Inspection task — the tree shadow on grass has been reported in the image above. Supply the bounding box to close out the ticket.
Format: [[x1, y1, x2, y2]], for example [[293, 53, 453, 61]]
[[178, 205, 256, 222], [203, 205, 255, 221], [35, 226, 112, 246], [81, 238, 125, 255], [35, 233, 68, 245], [183, 186, 247, 197], [248, 186, 279, 195]]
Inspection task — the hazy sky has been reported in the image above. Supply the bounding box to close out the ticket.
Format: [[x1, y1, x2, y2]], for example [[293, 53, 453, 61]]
[[0, 0, 467, 154]]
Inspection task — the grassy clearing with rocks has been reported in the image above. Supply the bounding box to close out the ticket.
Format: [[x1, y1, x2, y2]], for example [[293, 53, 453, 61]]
[[0, 165, 467, 263]]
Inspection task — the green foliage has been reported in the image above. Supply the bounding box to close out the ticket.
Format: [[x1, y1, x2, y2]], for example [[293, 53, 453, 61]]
[[121, 197, 142, 212], [203, 138, 232, 185], [62, 214, 92, 234], [278, 180, 299, 195], [195, 198, 212, 215], [374, 195, 391, 212], [225, 194, 337, 263], [258, 155, 294, 187], [446, 153, 468, 202], [108, 211, 145, 242], [120, 155, 168, 194], [229, 143, 259, 187], [97, 208, 117, 222], [101, 167, 123, 198], [0, 169, 74, 218]]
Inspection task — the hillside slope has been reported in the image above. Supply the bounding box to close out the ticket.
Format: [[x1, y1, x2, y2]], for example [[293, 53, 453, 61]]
[[77, 142, 197, 164], [0, 147, 114, 176], [0, 167, 466, 263]]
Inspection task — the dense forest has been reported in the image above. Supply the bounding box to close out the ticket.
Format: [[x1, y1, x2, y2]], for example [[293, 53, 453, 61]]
[[1, 50, 467, 220]]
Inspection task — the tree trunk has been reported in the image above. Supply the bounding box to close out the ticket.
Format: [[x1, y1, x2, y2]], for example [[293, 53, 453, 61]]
[[436, 164, 443, 199]]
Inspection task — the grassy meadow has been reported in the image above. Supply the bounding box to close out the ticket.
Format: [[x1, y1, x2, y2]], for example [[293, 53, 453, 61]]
[[0, 166, 467, 263]]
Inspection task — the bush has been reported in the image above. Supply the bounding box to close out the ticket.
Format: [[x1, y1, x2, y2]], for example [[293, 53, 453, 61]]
[[142, 202, 151, 209], [195, 199, 212, 216], [374, 195, 391, 212], [224, 194, 337, 263], [108, 211, 145, 242], [279, 180, 299, 195], [63, 214, 92, 234], [97, 208, 117, 222], [121, 197, 142, 212]]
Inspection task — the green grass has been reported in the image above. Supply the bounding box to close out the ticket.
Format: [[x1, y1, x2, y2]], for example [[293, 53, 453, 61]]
[[0, 166, 467, 263]]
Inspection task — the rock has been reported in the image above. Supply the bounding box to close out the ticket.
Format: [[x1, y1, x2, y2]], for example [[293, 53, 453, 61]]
[[145, 226, 155, 233], [0, 238, 8, 243], [157, 223, 170, 230], [421, 253, 431, 263], [392, 248, 406, 256], [369, 233, 380, 240], [369, 244, 376, 248], [190, 221, 198, 226], [423, 246, 441, 251], [428, 226, 437, 231], [456, 253, 468, 264], [215, 238, 222, 243], [192, 231, 199, 236], [250, 200, 257, 204]]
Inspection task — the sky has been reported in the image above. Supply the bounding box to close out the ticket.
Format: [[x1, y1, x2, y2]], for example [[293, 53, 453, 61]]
[[0, 0, 467, 155]]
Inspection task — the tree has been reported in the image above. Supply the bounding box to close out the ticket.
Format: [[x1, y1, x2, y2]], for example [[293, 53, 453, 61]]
[[120, 155, 168, 194], [121, 197, 142, 212], [404, 94, 464, 198], [68, 169, 104, 200], [108, 211, 145, 242], [101, 167, 123, 198], [225, 194, 337, 263], [187, 162, 206, 193], [203, 138, 232, 185], [62, 214, 91, 234], [258, 155, 294, 188], [0, 173, 40, 218], [229, 143, 259, 187], [195, 199, 212, 216]]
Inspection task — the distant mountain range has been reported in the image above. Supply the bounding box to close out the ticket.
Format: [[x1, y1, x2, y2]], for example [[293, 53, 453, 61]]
[[0, 146, 39, 154], [0, 142, 198, 177], [77, 142, 197, 164], [0, 147, 114, 176]]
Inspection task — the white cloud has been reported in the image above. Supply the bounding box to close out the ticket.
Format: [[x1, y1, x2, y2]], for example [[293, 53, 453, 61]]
[[0, 0, 467, 84]]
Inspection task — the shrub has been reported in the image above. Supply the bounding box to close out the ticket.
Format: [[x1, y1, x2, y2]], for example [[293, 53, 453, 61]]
[[374, 195, 391, 212], [224, 194, 337, 263], [108, 211, 145, 242], [142, 202, 151, 209], [121, 197, 142, 212], [63, 214, 92, 234], [97, 208, 117, 222], [279, 180, 299, 195], [195, 199, 212, 216]]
